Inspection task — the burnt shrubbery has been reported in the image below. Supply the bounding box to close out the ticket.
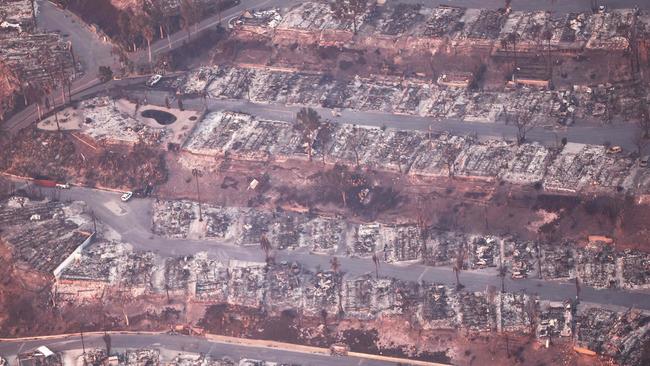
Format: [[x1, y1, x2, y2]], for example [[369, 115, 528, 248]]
[[311, 165, 403, 219]]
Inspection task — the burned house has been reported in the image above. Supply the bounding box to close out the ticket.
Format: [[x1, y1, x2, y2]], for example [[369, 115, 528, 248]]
[[538, 301, 573, 339], [418, 283, 456, 328], [302, 269, 340, 315], [576, 308, 649, 366], [0, 197, 93, 275]]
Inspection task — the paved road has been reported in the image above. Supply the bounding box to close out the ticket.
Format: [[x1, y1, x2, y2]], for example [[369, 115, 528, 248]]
[[0, 333, 396, 365], [23, 184, 646, 311], [2, 0, 283, 133], [2, 0, 120, 132], [3, 0, 644, 147], [131, 88, 637, 150], [398, 0, 649, 12]]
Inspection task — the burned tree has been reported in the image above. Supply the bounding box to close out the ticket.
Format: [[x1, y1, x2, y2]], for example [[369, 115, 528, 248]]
[[181, 0, 201, 41], [505, 107, 536, 144], [541, 27, 553, 78], [260, 234, 272, 264], [372, 252, 380, 279], [524, 296, 538, 337], [102, 332, 112, 356], [318, 121, 337, 165], [442, 145, 458, 179], [319, 164, 354, 207], [330, 256, 341, 273], [498, 265, 508, 293], [505, 32, 520, 69], [98, 66, 113, 83], [329, 0, 368, 34], [136, 14, 156, 65], [38, 46, 70, 131], [191, 168, 203, 222], [453, 244, 465, 290], [633, 127, 649, 156], [638, 102, 650, 139], [295, 107, 322, 161]]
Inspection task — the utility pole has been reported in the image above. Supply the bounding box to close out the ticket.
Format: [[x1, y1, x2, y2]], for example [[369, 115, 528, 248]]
[[80, 329, 87, 366], [192, 168, 203, 222]]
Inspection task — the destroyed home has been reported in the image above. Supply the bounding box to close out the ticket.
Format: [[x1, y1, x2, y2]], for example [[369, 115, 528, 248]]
[[538, 301, 573, 339], [3, 1, 650, 365], [182, 109, 647, 194], [576, 308, 649, 366], [0, 197, 93, 275], [0, 0, 74, 120]]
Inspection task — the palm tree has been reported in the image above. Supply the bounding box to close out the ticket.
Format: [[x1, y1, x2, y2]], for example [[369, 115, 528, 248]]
[[453, 245, 465, 290], [329, 0, 368, 34], [102, 332, 112, 356], [295, 107, 322, 161], [181, 0, 197, 41], [330, 256, 340, 273], [541, 27, 553, 78], [498, 265, 508, 293], [320, 164, 353, 207], [372, 252, 380, 279], [141, 18, 155, 66], [260, 235, 272, 264]]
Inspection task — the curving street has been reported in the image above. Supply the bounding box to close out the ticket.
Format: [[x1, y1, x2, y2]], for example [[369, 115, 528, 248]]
[[0, 333, 407, 365], [25, 184, 649, 312]]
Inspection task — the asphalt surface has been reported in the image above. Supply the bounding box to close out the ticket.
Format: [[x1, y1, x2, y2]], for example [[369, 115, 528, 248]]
[[27, 184, 648, 311], [131, 89, 638, 150], [400, 0, 650, 12], [3, 0, 650, 150], [2, 0, 120, 132], [0, 333, 395, 365]]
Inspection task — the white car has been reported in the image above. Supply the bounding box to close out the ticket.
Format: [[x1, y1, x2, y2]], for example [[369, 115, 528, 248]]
[[146, 74, 162, 87], [55, 183, 70, 189], [121, 191, 133, 202]]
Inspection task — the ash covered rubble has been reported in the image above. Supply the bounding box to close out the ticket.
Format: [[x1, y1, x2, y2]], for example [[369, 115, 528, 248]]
[[232, 3, 647, 60], [575, 307, 650, 366], [0, 196, 93, 274], [182, 110, 644, 193], [503, 238, 538, 279], [80, 349, 299, 366], [181, 65, 609, 125], [0, 0, 75, 119], [52, 236, 650, 359], [537, 301, 573, 339], [125, 348, 160, 366], [277, 2, 365, 33], [535, 240, 650, 289], [543, 142, 636, 193], [75, 97, 172, 145], [152, 200, 197, 239]]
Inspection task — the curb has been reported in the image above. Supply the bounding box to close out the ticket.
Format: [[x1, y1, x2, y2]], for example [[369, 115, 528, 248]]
[[0, 331, 451, 365], [0, 172, 126, 194]]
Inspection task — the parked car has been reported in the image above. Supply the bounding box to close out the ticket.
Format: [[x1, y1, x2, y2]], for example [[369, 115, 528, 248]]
[[146, 74, 162, 87], [121, 191, 133, 202], [606, 145, 622, 154]]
